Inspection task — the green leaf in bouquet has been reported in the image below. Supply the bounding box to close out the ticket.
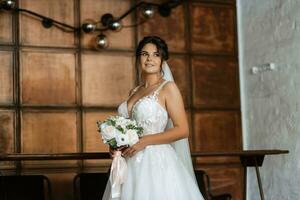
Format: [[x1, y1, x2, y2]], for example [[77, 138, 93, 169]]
[[116, 126, 124, 133], [136, 127, 143, 136], [126, 124, 134, 129], [106, 119, 116, 126], [107, 138, 117, 149]]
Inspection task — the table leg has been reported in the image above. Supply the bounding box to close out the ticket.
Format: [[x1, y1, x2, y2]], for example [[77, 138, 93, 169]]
[[255, 159, 265, 200]]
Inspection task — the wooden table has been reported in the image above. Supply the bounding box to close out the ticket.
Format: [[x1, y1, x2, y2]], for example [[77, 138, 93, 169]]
[[191, 149, 289, 200], [0, 150, 289, 200]]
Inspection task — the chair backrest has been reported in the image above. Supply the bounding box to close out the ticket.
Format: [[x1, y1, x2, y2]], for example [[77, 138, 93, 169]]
[[195, 170, 233, 200], [73, 172, 109, 200], [194, 170, 209, 200], [0, 175, 51, 200]]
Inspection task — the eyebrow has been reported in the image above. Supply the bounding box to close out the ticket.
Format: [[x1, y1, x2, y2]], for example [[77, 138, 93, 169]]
[[140, 50, 159, 53]]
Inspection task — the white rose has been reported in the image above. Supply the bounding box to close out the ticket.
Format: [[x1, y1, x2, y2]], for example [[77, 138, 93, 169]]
[[125, 118, 133, 125], [116, 118, 127, 127], [100, 122, 107, 131], [126, 129, 139, 146], [101, 125, 120, 141], [115, 133, 129, 147]]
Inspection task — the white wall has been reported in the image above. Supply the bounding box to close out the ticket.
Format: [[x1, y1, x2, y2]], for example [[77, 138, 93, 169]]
[[237, 0, 300, 199]]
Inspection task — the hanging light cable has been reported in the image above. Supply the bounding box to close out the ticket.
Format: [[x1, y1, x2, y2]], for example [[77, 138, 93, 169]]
[[0, 0, 183, 49]]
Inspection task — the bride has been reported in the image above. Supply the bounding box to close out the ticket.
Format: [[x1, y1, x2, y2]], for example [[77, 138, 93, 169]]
[[102, 36, 204, 200]]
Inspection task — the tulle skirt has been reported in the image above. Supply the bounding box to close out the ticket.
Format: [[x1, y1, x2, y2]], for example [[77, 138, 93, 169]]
[[102, 144, 204, 200]]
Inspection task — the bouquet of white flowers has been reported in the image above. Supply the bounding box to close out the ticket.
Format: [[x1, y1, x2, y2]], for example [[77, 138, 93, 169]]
[[97, 115, 143, 149], [96, 115, 143, 198]]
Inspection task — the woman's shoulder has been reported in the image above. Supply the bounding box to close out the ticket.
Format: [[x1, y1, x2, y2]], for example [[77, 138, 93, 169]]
[[162, 80, 178, 90], [161, 81, 180, 97]]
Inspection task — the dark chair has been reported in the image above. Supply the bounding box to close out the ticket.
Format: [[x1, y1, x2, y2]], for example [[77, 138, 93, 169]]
[[0, 175, 52, 200], [195, 170, 232, 200], [73, 172, 110, 200]]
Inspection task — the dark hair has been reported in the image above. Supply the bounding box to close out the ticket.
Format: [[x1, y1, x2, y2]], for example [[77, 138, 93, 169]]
[[136, 36, 169, 61]]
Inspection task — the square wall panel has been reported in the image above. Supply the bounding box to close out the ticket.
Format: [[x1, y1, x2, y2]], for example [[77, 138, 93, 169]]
[[21, 111, 78, 153], [20, 51, 76, 105], [81, 0, 134, 50], [193, 111, 241, 152], [0, 11, 13, 43], [190, 3, 235, 55], [138, 3, 186, 52], [82, 53, 135, 107], [192, 57, 240, 109], [167, 56, 190, 107], [21, 112, 78, 168], [0, 111, 15, 169], [19, 0, 75, 47], [0, 51, 13, 105], [21, 111, 78, 168]]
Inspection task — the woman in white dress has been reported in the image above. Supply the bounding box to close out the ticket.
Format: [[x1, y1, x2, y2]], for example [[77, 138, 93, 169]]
[[102, 36, 204, 200]]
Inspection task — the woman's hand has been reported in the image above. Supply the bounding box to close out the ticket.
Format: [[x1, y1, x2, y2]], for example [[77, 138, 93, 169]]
[[109, 146, 128, 158], [122, 137, 148, 158]]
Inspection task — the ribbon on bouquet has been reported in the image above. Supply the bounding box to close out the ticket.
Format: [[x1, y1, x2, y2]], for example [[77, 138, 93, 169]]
[[110, 150, 128, 198]]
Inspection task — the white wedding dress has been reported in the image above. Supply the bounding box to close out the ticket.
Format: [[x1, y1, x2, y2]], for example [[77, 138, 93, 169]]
[[102, 80, 204, 200]]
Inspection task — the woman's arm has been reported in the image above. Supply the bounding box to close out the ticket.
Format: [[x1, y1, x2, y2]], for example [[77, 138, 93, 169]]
[[143, 82, 189, 143], [122, 82, 189, 157]]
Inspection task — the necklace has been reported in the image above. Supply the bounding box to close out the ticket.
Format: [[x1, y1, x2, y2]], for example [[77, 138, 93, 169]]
[[142, 77, 163, 89]]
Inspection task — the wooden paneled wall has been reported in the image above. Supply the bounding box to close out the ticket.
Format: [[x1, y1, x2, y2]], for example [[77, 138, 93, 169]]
[[0, 0, 242, 199]]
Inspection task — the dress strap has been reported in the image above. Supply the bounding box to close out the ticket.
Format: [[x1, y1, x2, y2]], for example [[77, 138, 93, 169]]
[[126, 85, 140, 101], [130, 85, 140, 96], [153, 80, 169, 97]]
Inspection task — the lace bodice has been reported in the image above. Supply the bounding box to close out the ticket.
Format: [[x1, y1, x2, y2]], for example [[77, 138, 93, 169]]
[[118, 81, 169, 135]]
